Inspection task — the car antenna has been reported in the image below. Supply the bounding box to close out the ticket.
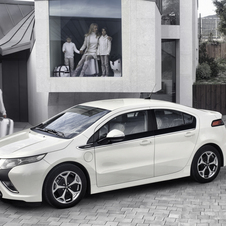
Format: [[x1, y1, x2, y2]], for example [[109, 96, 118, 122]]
[[145, 84, 156, 99]]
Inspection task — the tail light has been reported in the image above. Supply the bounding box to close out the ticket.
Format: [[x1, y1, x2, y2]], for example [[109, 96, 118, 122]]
[[211, 119, 224, 127]]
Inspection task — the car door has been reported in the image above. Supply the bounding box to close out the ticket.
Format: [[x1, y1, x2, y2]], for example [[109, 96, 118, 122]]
[[154, 109, 198, 177], [92, 110, 155, 187]]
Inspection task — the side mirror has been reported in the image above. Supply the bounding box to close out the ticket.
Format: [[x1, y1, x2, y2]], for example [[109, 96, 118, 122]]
[[106, 129, 125, 142]]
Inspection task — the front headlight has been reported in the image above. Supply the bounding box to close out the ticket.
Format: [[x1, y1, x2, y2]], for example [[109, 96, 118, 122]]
[[0, 154, 46, 170]]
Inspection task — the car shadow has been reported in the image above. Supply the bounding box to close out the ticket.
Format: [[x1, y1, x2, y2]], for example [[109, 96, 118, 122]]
[[0, 198, 47, 209], [0, 177, 192, 209], [81, 176, 197, 204], [0, 170, 225, 209]]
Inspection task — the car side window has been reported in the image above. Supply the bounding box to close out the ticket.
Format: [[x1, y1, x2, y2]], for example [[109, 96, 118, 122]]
[[154, 109, 196, 131], [88, 110, 149, 145], [105, 110, 148, 136]]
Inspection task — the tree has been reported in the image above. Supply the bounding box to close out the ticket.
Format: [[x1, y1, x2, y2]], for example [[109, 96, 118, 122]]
[[199, 42, 219, 77], [213, 0, 226, 35]]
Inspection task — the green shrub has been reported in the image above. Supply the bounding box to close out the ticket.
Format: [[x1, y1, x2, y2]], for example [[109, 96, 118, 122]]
[[208, 58, 219, 77], [199, 42, 220, 77], [215, 58, 226, 72], [196, 63, 211, 80]]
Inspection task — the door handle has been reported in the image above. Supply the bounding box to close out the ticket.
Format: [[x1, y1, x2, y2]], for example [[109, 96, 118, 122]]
[[140, 140, 151, 145], [185, 132, 195, 137]]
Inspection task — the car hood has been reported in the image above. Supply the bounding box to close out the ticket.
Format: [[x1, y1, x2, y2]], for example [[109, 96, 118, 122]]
[[0, 129, 73, 158]]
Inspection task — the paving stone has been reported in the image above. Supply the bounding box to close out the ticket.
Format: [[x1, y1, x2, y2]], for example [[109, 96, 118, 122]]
[[0, 168, 226, 225]]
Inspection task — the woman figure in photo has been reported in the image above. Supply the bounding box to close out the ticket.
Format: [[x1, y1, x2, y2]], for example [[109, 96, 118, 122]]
[[97, 27, 111, 77], [72, 23, 100, 77]]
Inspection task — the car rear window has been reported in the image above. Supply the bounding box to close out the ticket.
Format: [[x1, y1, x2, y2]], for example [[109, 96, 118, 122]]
[[154, 109, 196, 131]]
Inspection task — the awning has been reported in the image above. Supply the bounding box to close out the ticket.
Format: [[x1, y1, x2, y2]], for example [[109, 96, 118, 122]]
[[0, 2, 35, 56]]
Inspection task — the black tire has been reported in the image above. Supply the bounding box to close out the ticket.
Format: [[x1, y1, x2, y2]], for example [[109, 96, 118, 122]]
[[43, 164, 87, 208], [191, 145, 221, 183]]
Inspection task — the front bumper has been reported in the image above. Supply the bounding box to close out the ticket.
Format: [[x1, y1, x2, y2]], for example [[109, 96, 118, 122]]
[[0, 160, 50, 202]]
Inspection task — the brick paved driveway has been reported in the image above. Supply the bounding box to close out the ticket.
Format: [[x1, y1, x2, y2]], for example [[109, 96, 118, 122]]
[[0, 168, 226, 226]]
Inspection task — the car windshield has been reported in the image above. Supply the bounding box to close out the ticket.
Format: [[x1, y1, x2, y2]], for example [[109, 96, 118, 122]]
[[32, 105, 110, 139]]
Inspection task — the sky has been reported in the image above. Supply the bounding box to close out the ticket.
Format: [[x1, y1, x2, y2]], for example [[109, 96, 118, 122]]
[[198, 0, 216, 17]]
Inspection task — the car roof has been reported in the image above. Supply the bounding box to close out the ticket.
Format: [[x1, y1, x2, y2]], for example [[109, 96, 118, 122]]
[[81, 98, 192, 112]]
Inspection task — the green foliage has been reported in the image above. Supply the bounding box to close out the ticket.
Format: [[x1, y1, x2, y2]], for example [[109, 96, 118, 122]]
[[213, 0, 226, 36], [199, 42, 220, 77], [215, 58, 226, 72], [199, 42, 208, 64], [209, 58, 220, 77], [196, 63, 211, 80]]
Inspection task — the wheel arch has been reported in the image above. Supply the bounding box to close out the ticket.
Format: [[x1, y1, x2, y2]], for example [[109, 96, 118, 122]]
[[42, 161, 91, 197], [198, 143, 224, 167], [190, 143, 223, 183], [190, 143, 224, 175]]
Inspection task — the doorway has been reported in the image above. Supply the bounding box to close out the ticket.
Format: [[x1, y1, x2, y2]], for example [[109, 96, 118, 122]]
[[1, 50, 28, 122]]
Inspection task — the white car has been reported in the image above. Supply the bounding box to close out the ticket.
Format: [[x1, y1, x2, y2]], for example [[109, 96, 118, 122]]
[[0, 98, 225, 208]]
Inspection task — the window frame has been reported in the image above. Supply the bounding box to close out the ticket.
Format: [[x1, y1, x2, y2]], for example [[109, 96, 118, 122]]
[[86, 108, 197, 147]]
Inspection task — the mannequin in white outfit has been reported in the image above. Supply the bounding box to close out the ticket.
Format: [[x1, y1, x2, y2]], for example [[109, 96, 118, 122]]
[[72, 23, 112, 77], [72, 23, 100, 77], [97, 27, 111, 77], [62, 37, 80, 72]]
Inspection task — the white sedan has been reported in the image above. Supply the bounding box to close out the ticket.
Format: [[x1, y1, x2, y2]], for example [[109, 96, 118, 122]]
[[0, 98, 225, 208]]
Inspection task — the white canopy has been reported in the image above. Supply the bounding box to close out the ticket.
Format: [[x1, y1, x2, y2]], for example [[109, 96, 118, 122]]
[[0, 1, 34, 55]]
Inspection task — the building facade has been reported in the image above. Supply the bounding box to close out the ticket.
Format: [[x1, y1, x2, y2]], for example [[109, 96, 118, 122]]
[[0, 0, 198, 125], [0, 0, 34, 122]]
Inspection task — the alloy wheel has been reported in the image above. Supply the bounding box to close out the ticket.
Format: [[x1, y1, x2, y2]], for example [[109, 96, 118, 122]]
[[52, 170, 82, 204], [197, 151, 218, 179]]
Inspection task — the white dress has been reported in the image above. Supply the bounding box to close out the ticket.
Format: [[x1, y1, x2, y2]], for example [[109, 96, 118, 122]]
[[81, 32, 99, 59]]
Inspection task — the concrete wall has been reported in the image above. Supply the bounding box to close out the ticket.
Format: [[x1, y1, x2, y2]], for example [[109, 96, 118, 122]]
[[122, 0, 161, 93], [32, 0, 162, 121], [32, 0, 198, 123], [27, 42, 48, 125], [35, 0, 162, 93], [161, 0, 198, 107], [178, 0, 198, 107], [155, 2, 162, 92], [193, 0, 199, 83], [48, 92, 140, 118]]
